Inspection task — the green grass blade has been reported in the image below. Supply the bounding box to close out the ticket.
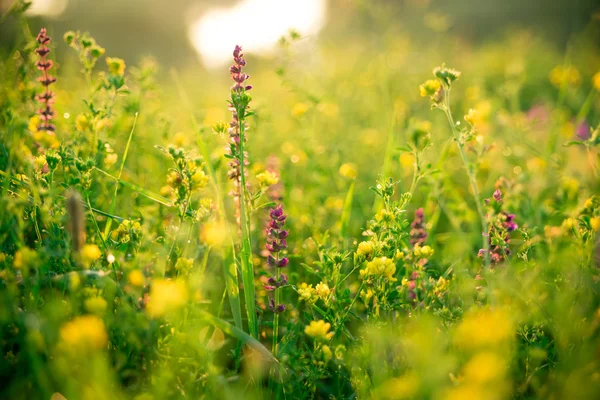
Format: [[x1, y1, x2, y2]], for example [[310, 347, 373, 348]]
[[94, 168, 173, 207], [340, 180, 355, 241], [198, 310, 283, 373], [103, 113, 138, 238]]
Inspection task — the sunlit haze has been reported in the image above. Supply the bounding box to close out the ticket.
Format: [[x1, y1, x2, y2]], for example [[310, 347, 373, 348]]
[[25, 0, 69, 17], [188, 0, 327, 68]]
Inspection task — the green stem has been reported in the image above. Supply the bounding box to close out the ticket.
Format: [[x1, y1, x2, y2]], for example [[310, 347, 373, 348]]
[[335, 281, 365, 335], [442, 88, 490, 268], [238, 102, 258, 339]]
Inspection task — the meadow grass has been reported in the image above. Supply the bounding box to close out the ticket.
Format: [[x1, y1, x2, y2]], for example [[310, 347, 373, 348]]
[[1, 2, 600, 399]]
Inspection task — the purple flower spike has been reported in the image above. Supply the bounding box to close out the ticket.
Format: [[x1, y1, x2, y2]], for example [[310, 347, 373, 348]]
[[264, 203, 290, 313], [410, 208, 428, 246], [229, 45, 251, 93]]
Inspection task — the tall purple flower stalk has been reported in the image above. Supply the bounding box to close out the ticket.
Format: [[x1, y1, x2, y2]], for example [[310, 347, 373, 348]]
[[227, 45, 252, 233], [35, 28, 56, 134], [410, 208, 428, 246], [263, 204, 289, 312]]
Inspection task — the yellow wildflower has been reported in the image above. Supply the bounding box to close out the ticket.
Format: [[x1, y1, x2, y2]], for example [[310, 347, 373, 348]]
[[454, 308, 513, 349], [80, 244, 101, 268], [128, 270, 145, 287], [34, 155, 47, 171], [13, 247, 39, 270], [298, 282, 315, 302], [28, 115, 40, 133], [76, 114, 90, 132], [562, 217, 577, 230], [104, 153, 118, 167], [419, 79, 441, 97], [106, 57, 126, 76], [339, 163, 358, 180], [360, 256, 397, 282], [256, 170, 279, 186], [394, 250, 405, 261], [591, 217, 600, 232], [191, 170, 209, 188], [173, 132, 188, 147], [414, 245, 434, 258], [305, 320, 334, 340], [291, 102, 309, 117], [399, 152, 415, 169], [59, 315, 108, 352], [84, 297, 108, 315], [200, 221, 230, 247], [321, 345, 332, 361], [315, 282, 330, 300], [594, 71, 600, 92], [146, 279, 188, 318], [463, 352, 507, 383], [464, 108, 478, 125], [356, 241, 374, 256], [549, 65, 581, 87]]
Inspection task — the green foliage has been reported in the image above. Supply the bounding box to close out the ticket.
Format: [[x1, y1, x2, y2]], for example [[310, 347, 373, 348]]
[[1, 3, 600, 400]]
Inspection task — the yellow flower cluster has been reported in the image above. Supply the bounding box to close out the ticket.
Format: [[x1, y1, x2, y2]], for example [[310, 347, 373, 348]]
[[256, 170, 279, 186], [200, 221, 230, 247], [454, 308, 513, 349], [339, 163, 358, 180], [419, 79, 441, 97], [76, 114, 90, 132], [106, 57, 126, 76], [305, 320, 334, 341], [356, 241, 374, 256], [110, 220, 141, 244], [84, 296, 108, 315], [549, 65, 581, 87], [298, 282, 330, 303], [80, 244, 101, 268], [315, 282, 331, 300], [298, 282, 315, 302], [59, 315, 108, 353], [291, 102, 309, 117], [413, 244, 434, 258], [128, 269, 145, 287], [594, 71, 600, 92], [360, 256, 397, 282], [591, 217, 600, 232], [13, 247, 39, 270], [375, 208, 395, 223], [433, 276, 449, 297], [191, 170, 209, 188], [146, 279, 188, 318]]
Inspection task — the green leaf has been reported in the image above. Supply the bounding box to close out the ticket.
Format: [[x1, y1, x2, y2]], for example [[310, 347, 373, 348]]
[[197, 311, 284, 373], [563, 141, 584, 147], [94, 167, 173, 207]]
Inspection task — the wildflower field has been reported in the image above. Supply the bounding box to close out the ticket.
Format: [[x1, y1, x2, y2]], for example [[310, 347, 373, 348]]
[[1, 1, 600, 399]]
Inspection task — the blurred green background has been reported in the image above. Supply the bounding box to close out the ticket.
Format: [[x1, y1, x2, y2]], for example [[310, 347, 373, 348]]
[[1, 0, 599, 69]]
